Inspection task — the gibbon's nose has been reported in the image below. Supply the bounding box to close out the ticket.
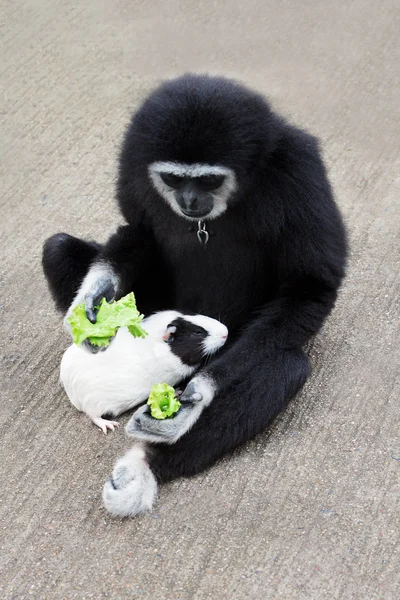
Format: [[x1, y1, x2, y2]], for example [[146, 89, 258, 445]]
[[179, 189, 213, 218], [181, 189, 198, 211]]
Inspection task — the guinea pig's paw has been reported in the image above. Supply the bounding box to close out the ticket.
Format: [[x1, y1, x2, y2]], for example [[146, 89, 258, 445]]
[[102, 445, 157, 518], [92, 416, 120, 435]]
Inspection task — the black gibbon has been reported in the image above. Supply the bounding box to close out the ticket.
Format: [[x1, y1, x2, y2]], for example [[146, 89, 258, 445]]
[[43, 74, 347, 516]]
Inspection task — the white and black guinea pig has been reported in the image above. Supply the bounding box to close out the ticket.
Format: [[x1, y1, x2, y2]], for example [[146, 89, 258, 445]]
[[60, 311, 228, 433]]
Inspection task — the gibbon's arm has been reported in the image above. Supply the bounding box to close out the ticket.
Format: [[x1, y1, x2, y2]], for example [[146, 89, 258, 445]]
[[64, 224, 152, 333], [126, 193, 347, 444], [202, 272, 342, 388]]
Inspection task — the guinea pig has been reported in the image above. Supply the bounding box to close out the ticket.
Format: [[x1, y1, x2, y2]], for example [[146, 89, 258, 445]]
[[59, 311, 228, 433]]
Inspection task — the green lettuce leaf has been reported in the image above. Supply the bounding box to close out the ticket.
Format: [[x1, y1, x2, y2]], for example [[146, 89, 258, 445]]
[[67, 292, 147, 346], [147, 383, 181, 420]]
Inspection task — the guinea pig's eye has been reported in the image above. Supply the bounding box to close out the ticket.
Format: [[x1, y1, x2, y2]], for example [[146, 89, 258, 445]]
[[160, 173, 184, 188], [191, 330, 204, 337]]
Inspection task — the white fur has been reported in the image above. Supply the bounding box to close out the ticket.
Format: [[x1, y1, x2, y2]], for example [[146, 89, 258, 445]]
[[60, 311, 227, 432], [186, 373, 217, 407], [102, 444, 157, 517], [184, 315, 228, 355], [148, 161, 237, 221], [63, 262, 120, 333]]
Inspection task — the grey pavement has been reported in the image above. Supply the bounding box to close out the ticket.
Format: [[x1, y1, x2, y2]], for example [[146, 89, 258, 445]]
[[1, 1, 399, 598]]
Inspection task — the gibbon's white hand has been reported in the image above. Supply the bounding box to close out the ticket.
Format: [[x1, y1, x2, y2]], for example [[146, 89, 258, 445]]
[[64, 267, 117, 353], [125, 375, 216, 444]]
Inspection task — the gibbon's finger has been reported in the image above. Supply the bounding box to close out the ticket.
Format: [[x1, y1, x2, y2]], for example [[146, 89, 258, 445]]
[[81, 338, 101, 354], [84, 277, 116, 323], [84, 296, 98, 324]]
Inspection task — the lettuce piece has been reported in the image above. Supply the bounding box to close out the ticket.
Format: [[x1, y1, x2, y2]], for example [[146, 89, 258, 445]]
[[147, 383, 181, 420], [67, 292, 147, 347]]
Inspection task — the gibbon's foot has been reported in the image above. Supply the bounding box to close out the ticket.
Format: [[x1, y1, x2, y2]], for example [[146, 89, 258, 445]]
[[125, 375, 216, 444], [91, 416, 120, 435], [102, 445, 157, 517]]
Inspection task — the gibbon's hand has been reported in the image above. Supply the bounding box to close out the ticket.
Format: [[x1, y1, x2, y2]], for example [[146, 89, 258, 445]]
[[125, 374, 216, 444], [83, 276, 116, 324], [64, 268, 117, 353], [81, 276, 116, 353]]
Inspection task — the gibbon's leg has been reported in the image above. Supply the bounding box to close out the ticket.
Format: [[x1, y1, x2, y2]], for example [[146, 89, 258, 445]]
[[126, 271, 338, 444], [147, 349, 310, 481], [103, 350, 309, 517], [42, 233, 102, 313], [44, 225, 157, 338], [43, 226, 160, 354]]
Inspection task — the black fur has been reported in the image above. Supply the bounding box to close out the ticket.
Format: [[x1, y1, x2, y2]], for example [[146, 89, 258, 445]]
[[167, 317, 210, 367], [148, 349, 311, 482], [42, 74, 347, 481], [42, 233, 101, 312]]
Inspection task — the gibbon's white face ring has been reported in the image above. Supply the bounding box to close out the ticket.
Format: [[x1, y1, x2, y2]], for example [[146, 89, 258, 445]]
[[148, 161, 237, 221]]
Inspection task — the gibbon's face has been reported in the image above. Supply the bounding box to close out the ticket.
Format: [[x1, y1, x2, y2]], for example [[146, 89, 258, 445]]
[[149, 161, 237, 221]]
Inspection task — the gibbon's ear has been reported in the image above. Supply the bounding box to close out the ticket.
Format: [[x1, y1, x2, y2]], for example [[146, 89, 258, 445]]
[[163, 324, 177, 342]]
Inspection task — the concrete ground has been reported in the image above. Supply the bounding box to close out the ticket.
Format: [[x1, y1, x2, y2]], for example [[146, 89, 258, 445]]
[[1, 1, 399, 598]]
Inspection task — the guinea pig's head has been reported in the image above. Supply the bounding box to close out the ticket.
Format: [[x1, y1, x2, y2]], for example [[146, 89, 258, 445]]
[[163, 314, 228, 366]]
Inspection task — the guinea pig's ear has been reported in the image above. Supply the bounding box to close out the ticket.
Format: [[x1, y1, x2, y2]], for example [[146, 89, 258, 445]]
[[163, 324, 177, 342]]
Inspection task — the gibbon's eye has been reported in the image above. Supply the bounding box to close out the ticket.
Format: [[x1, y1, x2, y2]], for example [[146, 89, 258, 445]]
[[160, 173, 184, 188], [196, 175, 225, 191]]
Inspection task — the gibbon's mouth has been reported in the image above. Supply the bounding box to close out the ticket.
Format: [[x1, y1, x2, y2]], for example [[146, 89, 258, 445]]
[[180, 208, 212, 219]]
